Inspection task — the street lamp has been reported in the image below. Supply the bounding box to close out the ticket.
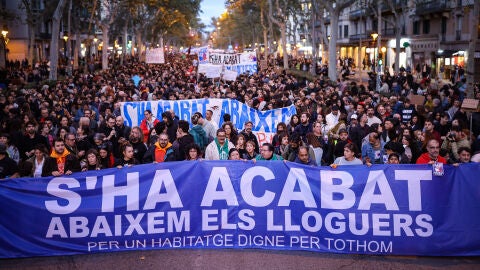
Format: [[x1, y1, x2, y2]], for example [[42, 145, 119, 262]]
[[380, 46, 386, 72], [1, 25, 8, 40]]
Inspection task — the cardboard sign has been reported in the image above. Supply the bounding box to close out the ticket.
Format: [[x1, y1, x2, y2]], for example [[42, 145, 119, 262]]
[[461, 98, 479, 111], [408, 94, 425, 106]]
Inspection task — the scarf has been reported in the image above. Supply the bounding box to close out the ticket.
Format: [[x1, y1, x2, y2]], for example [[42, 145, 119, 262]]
[[154, 141, 172, 162], [50, 149, 71, 174], [215, 138, 229, 160]]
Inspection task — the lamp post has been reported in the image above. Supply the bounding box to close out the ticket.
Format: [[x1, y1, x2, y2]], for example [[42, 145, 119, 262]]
[[381, 46, 386, 73], [1, 25, 9, 69], [93, 35, 98, 61], [63, 32, 69, 64], [371, 33, 378, 72]]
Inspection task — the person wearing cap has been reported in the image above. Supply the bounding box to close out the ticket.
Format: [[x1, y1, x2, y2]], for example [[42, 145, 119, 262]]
[[325, 105, 340, 133], [42, 138, 81, 177], [0, 143, 20, 179]]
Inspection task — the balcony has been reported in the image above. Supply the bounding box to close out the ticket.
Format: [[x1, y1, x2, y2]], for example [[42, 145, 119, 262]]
[[349, 9, 367, 20], [382, 28, 396, 37], [349, 33, 370, 42], [415, 0, 449, 16]]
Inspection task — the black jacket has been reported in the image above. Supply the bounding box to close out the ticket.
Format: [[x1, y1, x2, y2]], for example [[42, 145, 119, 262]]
[[42, 154, 81, 177]]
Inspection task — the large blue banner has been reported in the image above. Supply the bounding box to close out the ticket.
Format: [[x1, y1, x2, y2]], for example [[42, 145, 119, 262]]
[[1, 162, 480, 258]]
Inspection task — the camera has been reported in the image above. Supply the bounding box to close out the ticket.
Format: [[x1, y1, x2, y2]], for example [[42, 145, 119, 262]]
[[448, 132, 456, 141]]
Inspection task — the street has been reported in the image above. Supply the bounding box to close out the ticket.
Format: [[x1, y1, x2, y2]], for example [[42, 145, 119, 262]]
[[1, 249, 480, 270]]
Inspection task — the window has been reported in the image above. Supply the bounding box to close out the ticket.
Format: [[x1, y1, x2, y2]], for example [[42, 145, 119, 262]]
[[423, 20, 430, 34], [339, 25, 342, 38], [413, 21, 420, 35], [344, 25, 349, 38]]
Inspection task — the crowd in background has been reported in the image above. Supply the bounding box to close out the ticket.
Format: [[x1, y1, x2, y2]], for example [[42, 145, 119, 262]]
[[0, 52, 479, 179]]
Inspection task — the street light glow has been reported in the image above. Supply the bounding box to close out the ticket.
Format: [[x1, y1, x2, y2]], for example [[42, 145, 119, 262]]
[[1, 25, 8, 39]]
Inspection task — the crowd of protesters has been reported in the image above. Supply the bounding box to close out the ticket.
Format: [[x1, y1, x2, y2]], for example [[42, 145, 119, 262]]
[[0, 51, 479, 179]]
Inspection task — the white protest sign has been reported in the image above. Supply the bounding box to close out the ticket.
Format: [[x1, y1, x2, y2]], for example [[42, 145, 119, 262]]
[[145, 48, 165, 64]]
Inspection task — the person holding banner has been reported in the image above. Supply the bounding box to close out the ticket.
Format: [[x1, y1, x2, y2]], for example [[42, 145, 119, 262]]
[[416, 139, 447, 164], [293, 146, 315, 165], [114, 143, 140, 168], [185, 143, 203, 161], [332, 143, 363, 166], [205, 128, 235, 160], [42, 138, 81, 177], [255, 143, 283, 161]]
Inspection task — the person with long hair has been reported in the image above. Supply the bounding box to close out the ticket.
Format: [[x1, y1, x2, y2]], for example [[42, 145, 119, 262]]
[[98, 144, 115, 169], [235, 134, 248, 158], [39, 122, 54, 150], [221, 121, 238, 145], [401, 134, 421, 164], [114, 143, 139, 168], [272, 122, 287, 147], [243, 140, 258, 160], [274, 133, 289, 157], [286, 114, 300, 135], [306, 132, 323, 166], [82, 149, 103, 171], [185, 143, 203, 161]]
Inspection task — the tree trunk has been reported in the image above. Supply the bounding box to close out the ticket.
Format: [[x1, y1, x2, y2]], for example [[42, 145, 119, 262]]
[[310, 2, 317, 75], [102, 27, 109, 70], [0, 42, 5, 69], [328, 10, 339, 81], [466, 0, 479, 99], [260, 5, 268, 61], [395, 26, 401, 74], [74, 32, 79, 70], [48, 0, 67, 81], [28, 24, 35, 65], [281, 24, 288, 69]]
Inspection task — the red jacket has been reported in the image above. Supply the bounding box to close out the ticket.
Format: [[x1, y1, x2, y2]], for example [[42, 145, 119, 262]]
[[140, 118, 160, 143], [416, 153, 447, 164]]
